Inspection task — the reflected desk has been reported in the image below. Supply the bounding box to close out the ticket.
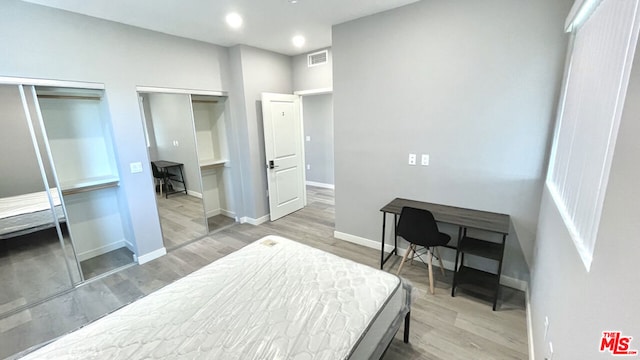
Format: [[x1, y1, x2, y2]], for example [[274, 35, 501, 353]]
[[153, 161, 187, 199], [380, 198, 510, 310]]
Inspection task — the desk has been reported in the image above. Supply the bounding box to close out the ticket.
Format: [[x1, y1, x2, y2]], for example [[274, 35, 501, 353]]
[[153, 161, 188, 199], [380, 198, 510, 309]]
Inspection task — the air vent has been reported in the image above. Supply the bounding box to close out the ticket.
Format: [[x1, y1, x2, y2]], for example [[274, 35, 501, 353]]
[[307, 50, 328, 67]]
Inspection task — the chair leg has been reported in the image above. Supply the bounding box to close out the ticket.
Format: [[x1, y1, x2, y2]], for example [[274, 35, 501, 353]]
[[427, 249, 435, 294], [396, 244, 413, 276], [435, 247, 446, 277]]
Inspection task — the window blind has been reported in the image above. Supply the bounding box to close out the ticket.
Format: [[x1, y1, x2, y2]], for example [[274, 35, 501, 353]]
[[547, 0, 640, 270]]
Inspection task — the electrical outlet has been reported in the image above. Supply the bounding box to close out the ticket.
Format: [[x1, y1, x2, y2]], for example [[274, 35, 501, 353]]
[[408, 153, 416, 165], [129, 162, 143, 174], [306, 136, 311, 141], [421, 154, 430, 166]]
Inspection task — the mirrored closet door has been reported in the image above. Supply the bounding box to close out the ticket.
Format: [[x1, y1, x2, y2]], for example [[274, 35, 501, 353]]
[[138, 90, 237, 250], [0, 84, 76, 315], [139, 92, 208, 249], [0, 80, 135, 318]]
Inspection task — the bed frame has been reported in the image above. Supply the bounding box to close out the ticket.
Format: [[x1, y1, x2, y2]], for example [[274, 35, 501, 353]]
[[0, 190, 64, 240]]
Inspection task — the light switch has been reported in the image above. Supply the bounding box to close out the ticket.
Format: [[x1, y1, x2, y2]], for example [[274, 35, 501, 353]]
[[306, 136, 311, 142], [130, 162, 143, 174], [421, 154, 430, 166], [306, 164, 311, 170], [408, 154, 416, 165]]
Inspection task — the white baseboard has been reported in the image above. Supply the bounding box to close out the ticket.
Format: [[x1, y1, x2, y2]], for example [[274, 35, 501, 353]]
[[76, 239, 128, 262], [333, 231, 528, 291], [206, 209, 221, 218], [206, 208, 236, 219], [137, 247, 167, 265], [306, 181, 335, 190], [334, 231, 395, 253], [526, 286, 535, 360], [186, 190, 202, 198], [220, 209, 236, 219], [240, 214, 270, 226]]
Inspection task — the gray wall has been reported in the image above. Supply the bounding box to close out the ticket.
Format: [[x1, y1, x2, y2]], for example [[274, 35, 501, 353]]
[[229, 45, 293, 220], [530, 39, 640, 359], [0, 0, 231, 255], [292, 48, 333, 92], [332, 0, 572, 281], [0, 85, 52, 197], [303, 94, 334, 185]]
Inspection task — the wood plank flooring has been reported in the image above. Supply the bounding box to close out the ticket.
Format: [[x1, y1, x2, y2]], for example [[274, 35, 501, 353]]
[[155, 193, 208, 250], [0, 186, 528, 359]]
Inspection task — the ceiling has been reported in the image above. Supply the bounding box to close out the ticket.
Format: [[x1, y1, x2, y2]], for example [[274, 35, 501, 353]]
[[22, 0, 420, 56]]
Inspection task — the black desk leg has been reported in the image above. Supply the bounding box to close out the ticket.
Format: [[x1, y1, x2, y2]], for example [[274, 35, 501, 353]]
[[403, 311, 410, 343], [380, 212, 386, 269], [393, 214, 398, 255], [178, 165, 187, 195], [493, 234, 507, 311]]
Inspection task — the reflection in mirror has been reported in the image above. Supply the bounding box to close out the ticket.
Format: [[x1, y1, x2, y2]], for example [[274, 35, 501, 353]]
[[0, 84, 74, 317], [192, 95, 236, 232], [139, 92, 207, 250]]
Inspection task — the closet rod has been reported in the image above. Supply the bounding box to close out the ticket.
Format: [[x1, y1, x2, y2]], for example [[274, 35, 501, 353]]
[[192, 100, 219, 103], [37, 95, 101, 100]]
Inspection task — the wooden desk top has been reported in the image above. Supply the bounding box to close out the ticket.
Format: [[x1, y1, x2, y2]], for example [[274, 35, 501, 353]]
[[380, 198, 510, 235], [153, 160, 183, 168]]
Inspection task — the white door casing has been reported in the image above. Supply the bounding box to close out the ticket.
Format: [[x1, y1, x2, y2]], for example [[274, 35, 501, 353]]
[[261, 93, 304, 221]]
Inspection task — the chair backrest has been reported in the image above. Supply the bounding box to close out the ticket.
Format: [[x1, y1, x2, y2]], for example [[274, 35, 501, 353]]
[[151, 162, 163, 179], [396, 207, 442, 247]]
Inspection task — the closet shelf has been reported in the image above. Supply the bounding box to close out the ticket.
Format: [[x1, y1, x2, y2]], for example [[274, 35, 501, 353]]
[[200, 159, 228, 170], [60, 175, 120, 195]]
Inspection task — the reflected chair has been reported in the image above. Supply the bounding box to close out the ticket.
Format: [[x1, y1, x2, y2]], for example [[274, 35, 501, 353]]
[[396, 207, 451, 294], [151, 162, 166, 196]]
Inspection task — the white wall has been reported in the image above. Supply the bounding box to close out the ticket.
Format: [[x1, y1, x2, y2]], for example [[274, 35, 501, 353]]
[[332, 0, 572, 281], [530, 38, 640, 359], [0, 0, 231, 256]]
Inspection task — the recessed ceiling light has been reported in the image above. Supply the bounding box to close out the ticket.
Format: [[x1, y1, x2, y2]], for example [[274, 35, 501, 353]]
[[292, 35, 305, 48], [225, 12, 243, 29], [289, 0, 298, 3]]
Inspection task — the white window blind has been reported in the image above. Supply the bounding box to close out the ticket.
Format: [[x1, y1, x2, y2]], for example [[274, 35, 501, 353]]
[[547, 0, 640, 270]]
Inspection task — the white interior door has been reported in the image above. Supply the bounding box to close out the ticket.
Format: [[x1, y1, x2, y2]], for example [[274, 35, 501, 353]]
[[261, 93, 304, 221]]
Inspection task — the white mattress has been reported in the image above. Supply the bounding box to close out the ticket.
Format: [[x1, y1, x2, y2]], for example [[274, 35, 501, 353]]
[[19, 235, 411, 359], [0, 189, 61, 219], [0, 189, 65, 238]]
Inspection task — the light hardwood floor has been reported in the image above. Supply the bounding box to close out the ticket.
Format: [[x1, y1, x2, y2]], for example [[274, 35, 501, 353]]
[[0, 186, 528, 359]]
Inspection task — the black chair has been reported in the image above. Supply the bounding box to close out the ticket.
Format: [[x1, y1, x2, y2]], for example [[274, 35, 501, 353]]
[[395, 207, 451, 294], [151, 162, 166, 196]]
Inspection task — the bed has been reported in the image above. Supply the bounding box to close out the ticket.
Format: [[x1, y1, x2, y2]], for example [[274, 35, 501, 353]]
[[0, 189, 65, 240], [17, 235, 412, 359]]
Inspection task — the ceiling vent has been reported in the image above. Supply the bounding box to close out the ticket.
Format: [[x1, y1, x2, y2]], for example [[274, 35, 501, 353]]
[[307, 50, 328, 67]]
